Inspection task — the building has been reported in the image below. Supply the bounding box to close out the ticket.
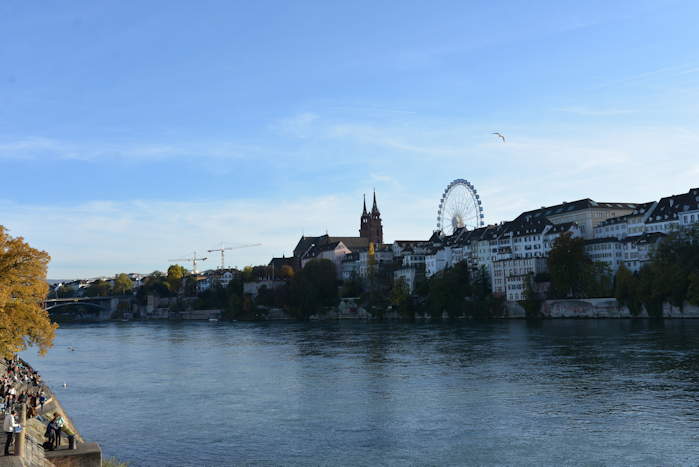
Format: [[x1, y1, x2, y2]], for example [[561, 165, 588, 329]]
[[586, 188, 699, 273], [287, 192, 388, 278], [301, 241, 353, 278], [196, 268, 241, 293], [341, 252, 360, 280], [492, 257, 548, 301], [359, 191, 383, 245]]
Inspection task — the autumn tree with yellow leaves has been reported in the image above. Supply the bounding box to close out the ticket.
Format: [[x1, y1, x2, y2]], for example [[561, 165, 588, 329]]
[[0, 226, 57, 357]]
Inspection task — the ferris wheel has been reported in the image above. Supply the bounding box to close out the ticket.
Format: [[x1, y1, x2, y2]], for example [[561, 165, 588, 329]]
[[437, 179, 485, 235]]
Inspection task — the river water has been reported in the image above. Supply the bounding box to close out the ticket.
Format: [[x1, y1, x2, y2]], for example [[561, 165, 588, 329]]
[[21, 320, 699, 466]]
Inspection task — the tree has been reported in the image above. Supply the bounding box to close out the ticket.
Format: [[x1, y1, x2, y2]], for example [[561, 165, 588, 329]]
[[340, 272, 364, 298], [638, 265, 664, 318], [137, 271, 172, 300], [647, 227, 699, 308], [0, 225, 57, 357], [280, 265, 295, 280], [56, 285, 74, 298], [287, 273, 320, 320], [390, 278, 411, 319], [688, 271, 699, 306], [300, 259, 338, 307], [285, 259, 339, 320], [547, 232, 592, 298], [519, 273, 543, 319], [614, 264, 642, 315], [425, 261, 472, 319], [85, 279, 111, 297], [113, 273, 133, 295], [167, 264, 187, 293]]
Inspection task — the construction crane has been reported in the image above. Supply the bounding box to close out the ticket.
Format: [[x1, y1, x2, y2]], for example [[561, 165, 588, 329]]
[[207, 243, 261, 269], [167, 251, 208, 274]]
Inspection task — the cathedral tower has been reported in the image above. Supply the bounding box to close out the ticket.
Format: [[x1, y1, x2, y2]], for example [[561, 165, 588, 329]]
[[359, 191, 383, 245]]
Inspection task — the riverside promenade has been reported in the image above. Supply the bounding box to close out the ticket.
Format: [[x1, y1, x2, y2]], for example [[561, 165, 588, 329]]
[[0, 359, 100, 467]]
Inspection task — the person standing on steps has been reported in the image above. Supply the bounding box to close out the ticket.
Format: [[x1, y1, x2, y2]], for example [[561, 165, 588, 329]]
[[38, 391, 46, 412], [45, 414, 57, 450], [3, 409, 20, 455], [53, 413, 65, 449]]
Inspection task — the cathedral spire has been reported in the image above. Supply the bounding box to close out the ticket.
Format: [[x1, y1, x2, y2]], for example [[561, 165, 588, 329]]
[[359, 190, 383, 245]]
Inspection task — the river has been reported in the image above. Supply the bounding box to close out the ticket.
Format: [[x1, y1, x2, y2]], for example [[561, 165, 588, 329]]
[[21, 320, 699, 466]]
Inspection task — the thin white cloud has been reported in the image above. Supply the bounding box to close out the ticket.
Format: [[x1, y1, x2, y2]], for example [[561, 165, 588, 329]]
[[0, 137, 253, 161], [555, 106, 634, 116], [272, 112, 319, 138]]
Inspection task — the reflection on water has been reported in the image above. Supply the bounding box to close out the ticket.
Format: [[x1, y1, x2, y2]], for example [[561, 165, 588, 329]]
[[23, 320, 699, 466]]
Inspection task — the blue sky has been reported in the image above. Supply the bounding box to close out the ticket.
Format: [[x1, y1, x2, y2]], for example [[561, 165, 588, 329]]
[[2, 0, 699, 278]]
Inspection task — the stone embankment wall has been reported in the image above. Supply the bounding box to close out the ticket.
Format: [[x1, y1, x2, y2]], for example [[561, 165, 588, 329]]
[[256, 298, 699, 320], [514, 299, 699, 318]]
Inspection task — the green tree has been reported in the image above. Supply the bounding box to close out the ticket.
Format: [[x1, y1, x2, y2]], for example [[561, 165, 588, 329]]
[[300, 259, 338, 307], [167, 264, 187, 293], [0, 225, 57, 357], [340, 272, 364, 298], [287, 273, 320, 320], [285, 259, 339, 320], [113, 273, 133, 295], [425, 261, 472, 319], [85, 279, 112, 297], [56, 285, 74, 298], [280, 265, 295, 279], [390, 278, 411, 319], [614, 264, 642, 315], [547, 232, 592, 298], [614, 264, 634, 306], [519, 273, 543, 319], [687, 271, 699, 306], [137, 271, 172, 300], [638, 265, 664, 318]]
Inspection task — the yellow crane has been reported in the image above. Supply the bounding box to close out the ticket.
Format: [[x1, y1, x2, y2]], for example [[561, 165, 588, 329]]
[[207, 243, 261, 269]]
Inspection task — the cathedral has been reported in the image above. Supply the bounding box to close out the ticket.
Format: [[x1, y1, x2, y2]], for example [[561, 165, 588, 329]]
[[289, 191, 384, 272], [359, 191, 383, 245]]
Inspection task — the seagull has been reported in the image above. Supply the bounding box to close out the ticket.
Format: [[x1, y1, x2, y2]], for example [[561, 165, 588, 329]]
[[492, 132, 506, 142], [62, 382, 67, 388]]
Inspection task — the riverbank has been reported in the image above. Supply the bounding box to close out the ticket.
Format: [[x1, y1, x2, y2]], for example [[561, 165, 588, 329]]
[[0, 358, 100, 467]]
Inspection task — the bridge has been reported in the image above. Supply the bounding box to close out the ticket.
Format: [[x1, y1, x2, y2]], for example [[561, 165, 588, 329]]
[[44, 296, 126, 321]]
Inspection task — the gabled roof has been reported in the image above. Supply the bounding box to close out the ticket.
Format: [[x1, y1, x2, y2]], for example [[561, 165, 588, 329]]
[[294, 234, 369, 258], [269, 256, 295, 268], [500, 216, 552, 237], [646, 188, 699, 224], [517, 199, 639, 220], [596, 202, 656, 227], [328, 237, 369, 250]]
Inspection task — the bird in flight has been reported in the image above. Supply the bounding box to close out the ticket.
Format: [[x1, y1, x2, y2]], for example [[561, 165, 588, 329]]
[[492, 132, 505, 142]]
